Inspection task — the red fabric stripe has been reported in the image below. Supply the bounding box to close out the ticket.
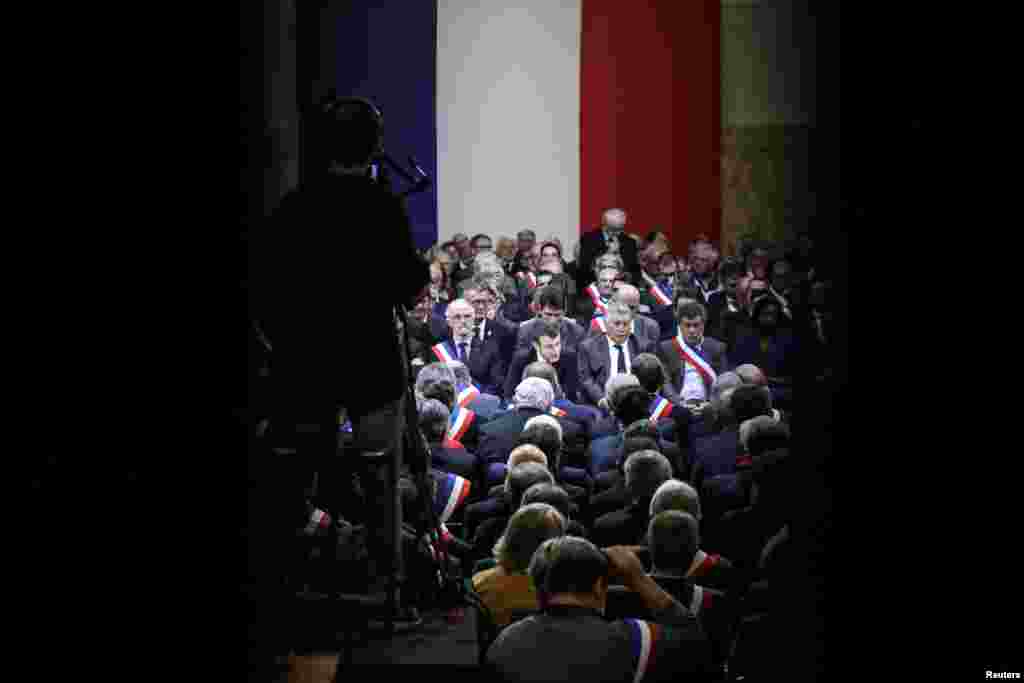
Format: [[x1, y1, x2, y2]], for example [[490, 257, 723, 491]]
[[695, 554, 717, 576], [702, 591, 713, 610], [581, 0, 720, 252]]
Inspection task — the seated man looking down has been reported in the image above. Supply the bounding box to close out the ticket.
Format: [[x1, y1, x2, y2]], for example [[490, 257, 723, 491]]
[[591, 450, 673, 548], [504, 319, 580, 403], [470, 462, 556, 567], [486, 538, 712, 681], [471, 502, 567, 627]]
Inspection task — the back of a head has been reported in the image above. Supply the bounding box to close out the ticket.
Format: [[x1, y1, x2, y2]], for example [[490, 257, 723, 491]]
[[631, 353, 666, 393], [710, 372, 743, 401], [537, 286, 566, 312], [741, 416, 790, 457], [417, 397, 450, 442], [416, 362, 457, 407], [604, 373, 640, 407], [614, 386, 654, 426], [535, 535, 609, 597], [649, 479, 702, 520], [522, 361, 559, 393], [517, 421, 562, 472], [730, 384, 773, 425], [316, 96, 383, 169], [521, 482, 572, 521], [624, 450, 673, 502], [507, 444, 548, 470], [622, 435, 661, 461], [735, 363, 767, 387], [648, 511, 700, 574], [507, 462, 556, 505], [494, 503, 567, 573], [514, 377, 555, 412]]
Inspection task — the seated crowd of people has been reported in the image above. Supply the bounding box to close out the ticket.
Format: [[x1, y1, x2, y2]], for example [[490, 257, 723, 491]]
[[298, 211, 830, 677]]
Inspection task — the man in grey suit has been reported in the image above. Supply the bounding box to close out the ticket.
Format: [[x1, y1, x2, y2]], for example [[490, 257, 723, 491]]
[[656, 299, 730, 407], [577, 301, 658, 407], [517, 285, 587, 356], [585, 283, 660, 347]]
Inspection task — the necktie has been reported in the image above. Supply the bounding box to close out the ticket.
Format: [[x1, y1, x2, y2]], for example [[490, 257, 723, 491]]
[[459, 342, 469, 361], [614, 344, 626, 374]]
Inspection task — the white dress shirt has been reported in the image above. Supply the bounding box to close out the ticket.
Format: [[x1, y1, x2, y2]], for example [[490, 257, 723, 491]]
[[606, 336, 632, 375], [680, 339, 708, 402]]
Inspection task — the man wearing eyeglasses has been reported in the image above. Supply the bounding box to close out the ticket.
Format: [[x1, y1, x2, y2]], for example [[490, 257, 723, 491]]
[[424, 296, 509, 397], [586, 284, 661, 349]]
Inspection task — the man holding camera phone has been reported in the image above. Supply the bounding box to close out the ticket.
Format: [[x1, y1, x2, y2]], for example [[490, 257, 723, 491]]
[[486, 538, 713, 681]]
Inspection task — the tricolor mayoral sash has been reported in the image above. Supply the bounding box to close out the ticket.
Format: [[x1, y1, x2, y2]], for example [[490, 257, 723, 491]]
[[446, 404, 476, 443], [649, 396, 673, 423], [456, 382, 481, 408], [585, 283, 609, 317], [625, 618, 663, 683], [648, 281, 672, 307], [671, 331, 717, 391], [431, 341, 462, 364]]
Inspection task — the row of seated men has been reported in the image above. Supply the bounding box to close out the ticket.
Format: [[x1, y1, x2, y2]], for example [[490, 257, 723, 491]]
[[412, 365, 790, 679], [405, 270, 799, 417]]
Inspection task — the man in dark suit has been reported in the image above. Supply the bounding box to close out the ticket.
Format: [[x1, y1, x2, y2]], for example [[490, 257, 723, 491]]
[[656, 299, 730, 406], [477, 377, 583, 473], [463, 277, 519, 363], [689, 384, 773, 494], [586, 283, 661, 348], [684, 238, 722, 304], [576, 208, 641, 290], [505, 320, 580, 402], [516, 286, 587, 356], [422, 298, 507, 397], [591, 450, 673, 548], [577, 301, 658, 408]]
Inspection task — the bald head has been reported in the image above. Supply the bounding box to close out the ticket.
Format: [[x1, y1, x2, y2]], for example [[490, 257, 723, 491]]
[[736, 364, 767, 386], [602, 208, 627, 232]]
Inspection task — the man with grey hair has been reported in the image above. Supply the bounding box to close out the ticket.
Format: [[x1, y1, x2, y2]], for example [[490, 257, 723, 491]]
[[577, 301, 657, 408], [478, 378, 582, 476], [578, 207, 641, 289], [418, 397, 477, 483], [414, 360, 484, 453], [592, 450, 673, 548], [516, 228, 537, 258], [488, 538, 711, 680], [586, 283, 661, 348], [650, 479, 703, 521], [520, 360, 599, 428]]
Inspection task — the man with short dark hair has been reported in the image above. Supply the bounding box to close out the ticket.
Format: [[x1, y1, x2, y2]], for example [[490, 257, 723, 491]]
[[656, 299, 730, 409], [486, 540, 711, 681], [505, 320, 581, 403], [516, 285, 586, 355]]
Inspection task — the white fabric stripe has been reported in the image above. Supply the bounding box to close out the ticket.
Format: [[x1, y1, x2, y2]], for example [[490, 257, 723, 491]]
[[447, 409, 470, 441], [437, 0, 581, 252], [650, 285, 672, 306], [441, 477, 467, 522], [634, 620, 653, 683], [687, 549, 708, 577], [675, 333, 717, 385], [690, 585, 703, 615], [432, 343, 455, 364]]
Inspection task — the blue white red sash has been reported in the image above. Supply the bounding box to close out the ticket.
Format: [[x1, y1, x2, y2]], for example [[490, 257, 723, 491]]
[[549, 405, 567, 418], [690, 585, 707, 615], [625, 618, 661, 683], [672, 332, 717, 390], [649, 397, 673, 423], [518, 271, 538, 289], [686, 550, 719, 579], [736, 450, 753, 468], [433, 472, 472, 523], [431, 341, 457, 364], [456, 383, 481, 408], [303, 508, 331, 536], [590, 317, 608, 334], [447, 405, 476, 442], [585, 283, 609, 317], [648, 282, 672, 307]]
